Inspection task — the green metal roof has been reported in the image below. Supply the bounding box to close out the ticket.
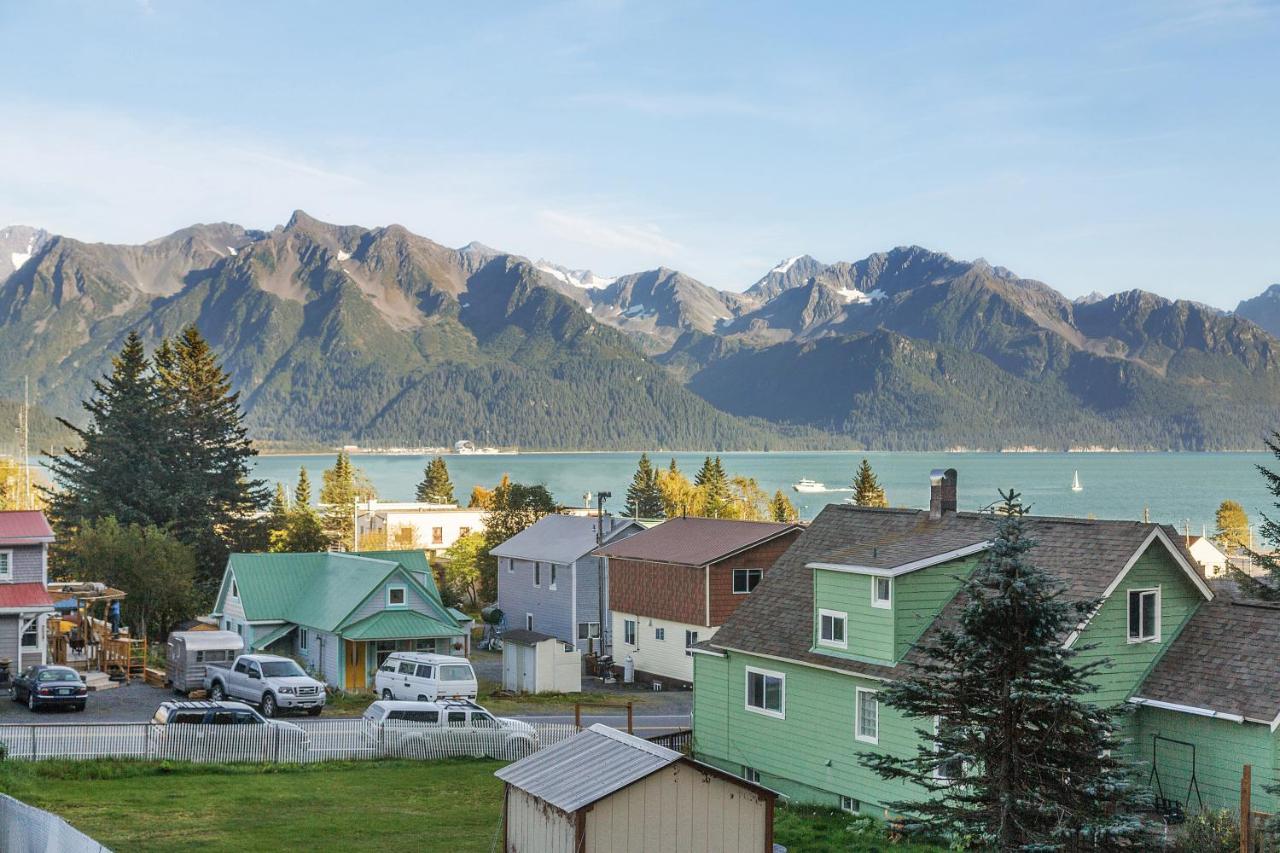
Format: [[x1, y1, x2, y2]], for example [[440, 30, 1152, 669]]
[[447, 607, 472, 622], [340, 609, 461, 641], [250, 623, 296, 651]]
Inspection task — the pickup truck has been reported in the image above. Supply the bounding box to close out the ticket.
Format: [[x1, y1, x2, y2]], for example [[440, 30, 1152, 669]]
[[204, 654, 326, 718]]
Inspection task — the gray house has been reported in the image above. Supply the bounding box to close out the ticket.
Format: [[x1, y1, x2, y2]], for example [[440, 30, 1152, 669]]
[[493, 515, 643, 653], [0, 511, 55, 673]]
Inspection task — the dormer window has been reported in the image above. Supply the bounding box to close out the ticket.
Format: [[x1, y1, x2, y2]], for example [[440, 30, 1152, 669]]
[[1127, 588, 1159, 642], [818, 609, 847, 649], [872, 576, 892, 609]]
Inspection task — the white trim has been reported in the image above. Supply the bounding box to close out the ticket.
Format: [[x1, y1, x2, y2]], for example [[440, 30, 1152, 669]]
[[623, 618, 637, 646], [817, 608, 848, 650], [807, 541, 990, 578], [1128, 696, 1244, 723], [744, 665, 786, 719], [1100, 528, 1214, 602], [0, 549, 13, 582], [713, 645, 891, 682], [704, 564, 711, 627], [525, 612, 534, 631], [855, 687, 879, 743], [386, 584, 408, 607], [1125, 587, 1160, 644], [732, 567, 763, 594], [0, 605, 54, 615], [689, 646, 725, 658], [871, 576, 892, 609]]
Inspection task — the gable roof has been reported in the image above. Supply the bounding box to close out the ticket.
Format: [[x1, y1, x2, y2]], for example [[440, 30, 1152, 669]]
[[488, 514, 643, 563], [1134, 581, 1280, 724], [0, 582, 55, 611], [594, 516, 802, 567], [709, 504, 1209, 681], [0, 510, 54, 545], [214, 551, 458, 634], [339, 609, 460, 641]]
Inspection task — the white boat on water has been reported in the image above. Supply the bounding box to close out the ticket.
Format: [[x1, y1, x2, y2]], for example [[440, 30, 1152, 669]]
[[1071, 470, 1083, 492], [793, 478, 827, 493]]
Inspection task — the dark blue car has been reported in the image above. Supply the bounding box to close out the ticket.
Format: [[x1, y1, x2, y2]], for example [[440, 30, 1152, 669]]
[[12, 665, 88, 712]]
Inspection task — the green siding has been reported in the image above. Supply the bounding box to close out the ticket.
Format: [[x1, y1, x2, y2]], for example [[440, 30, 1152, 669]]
[[813, 569, 893, 663], [1131, 706, 1277, 813], [1074, 545, 1204, 707], [693, 649, 932, 810], [893, 556, 977, 660]]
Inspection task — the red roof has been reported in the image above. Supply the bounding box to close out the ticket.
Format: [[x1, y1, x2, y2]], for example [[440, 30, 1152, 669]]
[[595, 516, 802, 566], [0, 583, 55, 610], [0, 511, 54, 544]]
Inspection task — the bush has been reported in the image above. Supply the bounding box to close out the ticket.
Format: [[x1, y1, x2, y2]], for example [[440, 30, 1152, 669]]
[[1172, 809, 1240, 853]]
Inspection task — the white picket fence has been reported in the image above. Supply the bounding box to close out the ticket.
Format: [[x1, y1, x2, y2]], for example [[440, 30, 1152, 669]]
[[0, 719, 580, 764]]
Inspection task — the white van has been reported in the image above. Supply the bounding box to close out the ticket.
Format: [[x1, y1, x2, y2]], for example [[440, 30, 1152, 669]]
[[374, 652, 478, 701]]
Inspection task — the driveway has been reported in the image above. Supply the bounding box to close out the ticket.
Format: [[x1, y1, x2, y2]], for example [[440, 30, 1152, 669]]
[[0, 681, 175, 723]]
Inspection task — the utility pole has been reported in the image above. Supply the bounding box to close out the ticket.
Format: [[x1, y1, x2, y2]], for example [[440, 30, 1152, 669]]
[[353, 498, 360, 551], [596, 490, 611, 657], [21, 376, 30, 510]]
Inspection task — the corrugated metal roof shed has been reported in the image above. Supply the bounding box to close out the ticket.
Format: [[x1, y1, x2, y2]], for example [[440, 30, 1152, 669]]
[[496, 724, 680, 813]]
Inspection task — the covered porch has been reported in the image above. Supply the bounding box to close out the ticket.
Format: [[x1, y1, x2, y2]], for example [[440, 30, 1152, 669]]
[[339, 610, 466, 691]]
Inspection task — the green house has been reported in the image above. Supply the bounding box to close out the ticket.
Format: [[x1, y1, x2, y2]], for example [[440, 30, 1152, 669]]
[[692, 472, 1280, 817], [210, 549, 468, 691]]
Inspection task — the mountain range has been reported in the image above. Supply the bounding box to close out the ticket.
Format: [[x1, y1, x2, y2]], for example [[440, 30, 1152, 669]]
[[1, 211, 1277, 451]]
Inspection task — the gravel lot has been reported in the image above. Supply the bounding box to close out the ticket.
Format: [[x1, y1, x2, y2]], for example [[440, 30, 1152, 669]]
[[0, 681, 177, 723]]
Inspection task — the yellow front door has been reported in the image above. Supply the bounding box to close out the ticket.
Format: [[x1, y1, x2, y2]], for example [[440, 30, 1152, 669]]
[[344, 641, 365, 691]]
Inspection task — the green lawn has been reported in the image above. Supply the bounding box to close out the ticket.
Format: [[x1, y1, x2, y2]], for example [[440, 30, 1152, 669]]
[[0, 759, 946, 852]]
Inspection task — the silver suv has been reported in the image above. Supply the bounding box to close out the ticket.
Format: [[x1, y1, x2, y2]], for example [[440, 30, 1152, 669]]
[[362, 699, 538, 760]]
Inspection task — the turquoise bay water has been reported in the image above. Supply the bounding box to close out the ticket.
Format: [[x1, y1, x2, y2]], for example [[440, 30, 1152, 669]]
[[253, 451, 1276, 536]]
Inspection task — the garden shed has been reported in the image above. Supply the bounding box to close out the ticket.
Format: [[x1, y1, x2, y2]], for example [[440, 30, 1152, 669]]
[[495, 724, 775, 853], [500, 629, 582, 694]]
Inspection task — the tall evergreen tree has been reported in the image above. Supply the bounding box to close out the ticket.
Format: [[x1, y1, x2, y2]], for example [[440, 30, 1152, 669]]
[[625, 453, 664, 518], [45, 332, 171, 530], [852, 458, 888, 507], [695, 456, 731, 518], [319, 450, 377, 549], [295, 466, 313, 506], [152, 325, 268, 585], [862, 490, 1145, 850], [416, 456, 456, 504], [268, 482, 289, 539], [1233, 433, 1280, 599], [769, 490, 798, 523]]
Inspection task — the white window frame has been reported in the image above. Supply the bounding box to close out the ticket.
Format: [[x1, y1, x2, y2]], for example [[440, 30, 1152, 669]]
[[299, 629, 309, 652], [872, 576, 892, 609], [386, 585, 407, 607], [743, 767, 760, 784], [623, 619, 637, 645], [506, 558, 513, 574], [840, 795, 859, 814], [525, 613, 534, 631], [744, 666, 786, 719], [0, 549, 12, 582], [577, 622, 600, 640], [533, 562, 541, 588], [229, 578, 238, 600], [684, 629, 699, 657], [818, 608, 848, 650], [855, 687, 879, 744], [732, 568, 763, 594], [654, 627, 665, 641], [549, 564, 557, 591], [1127, 587, 1160, 643]]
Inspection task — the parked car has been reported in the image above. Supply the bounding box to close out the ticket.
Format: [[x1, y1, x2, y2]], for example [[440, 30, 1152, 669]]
[[12, 665, 88, 712], [203, 654, 326, 717], [373, 652, 478, 701], [150, 700, 308, 759], [361, 699, 538, 759]]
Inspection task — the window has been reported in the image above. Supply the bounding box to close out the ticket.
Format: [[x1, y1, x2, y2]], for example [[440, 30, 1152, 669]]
[[446, 711, 467, 726], [0, 550, 11, 581], [818, 609, 847, 649], [387, 586, 407, 606], [398, 662, 416, 675], [534, 562, 541, 587], [855, 688, 879, 743], [934, 717, 964, 782], [415, 664, 434, 678], [624, 619, 637, 645], [654, 627, 666, 641], [230, 579, 238, 599], [872, 576, 892, 609], [432, 526, 443, 545], [299, 629, 308, 652], [21, 617, 38, 648], [743, 767, 760, 784], [840, 796, 859, 814], [550, 564, 557, 591], [526, 613, 534, 631], [389, 709, 439, 723], [733, 568, 763, 594], [415, 638, 436, 652], [745, 667, 785, 718], [1127, 589, 1160, 642], [685, 630, 698, 656], [459, 526, 471, 537], [577, 622, 601, 640], [506, 558, 513, 574]]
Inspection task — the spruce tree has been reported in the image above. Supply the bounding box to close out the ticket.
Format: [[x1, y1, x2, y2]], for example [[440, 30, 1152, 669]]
[[416, 456, 456, 504], [1233, 433, 1280, 599], [321, 450, 357, 549], [769, 490, 798, 523], [695, 455, 731, 518], [625, 453, 664, 518], [852, 458, 888, 507], [295, 466, 313, 506], [862, 490, 1145, 850]]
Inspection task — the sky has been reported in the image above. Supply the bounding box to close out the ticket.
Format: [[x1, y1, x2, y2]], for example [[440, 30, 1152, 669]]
[[0, 0, 1277, 305]]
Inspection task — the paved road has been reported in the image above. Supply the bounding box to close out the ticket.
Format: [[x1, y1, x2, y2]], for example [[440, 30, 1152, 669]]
[[511, 712, 691, 737]]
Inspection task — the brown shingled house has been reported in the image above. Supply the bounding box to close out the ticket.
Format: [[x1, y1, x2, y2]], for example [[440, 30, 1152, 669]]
[[596, 517, 802, 686]]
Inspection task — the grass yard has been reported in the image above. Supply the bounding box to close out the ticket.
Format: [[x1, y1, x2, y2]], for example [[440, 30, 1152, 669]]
[[0, 759, 947, 852]]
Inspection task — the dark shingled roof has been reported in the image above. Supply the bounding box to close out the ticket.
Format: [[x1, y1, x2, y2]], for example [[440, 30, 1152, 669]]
[[500, 629, 558, 645], [709, 504, 1206, 682], [1136, 582, 1280, 722], [595, 516, 801, 567]]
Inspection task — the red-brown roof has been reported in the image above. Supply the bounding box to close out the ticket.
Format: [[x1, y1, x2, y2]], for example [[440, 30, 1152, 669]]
[[0, 582, 55, 610], [0, 511, 54, 544], [595, 517, 801, 567]]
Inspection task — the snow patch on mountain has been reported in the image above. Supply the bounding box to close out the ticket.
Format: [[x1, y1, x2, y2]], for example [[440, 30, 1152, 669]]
[[11, 250, 31, 270], [771, 256, 803, 275], [535, 260, 615, 289], [835, 286, 886, 304], [336, 249, 351, 261]]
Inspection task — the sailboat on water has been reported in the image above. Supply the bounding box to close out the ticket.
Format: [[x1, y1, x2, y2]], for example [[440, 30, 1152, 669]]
[[1071, 470, 1083, 492]]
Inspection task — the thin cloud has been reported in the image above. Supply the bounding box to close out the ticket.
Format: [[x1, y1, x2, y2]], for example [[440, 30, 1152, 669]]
[[538, 209, 683, 257]]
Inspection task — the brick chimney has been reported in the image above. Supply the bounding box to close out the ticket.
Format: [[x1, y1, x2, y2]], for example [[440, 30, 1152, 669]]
[[929, 468, 958, 520]]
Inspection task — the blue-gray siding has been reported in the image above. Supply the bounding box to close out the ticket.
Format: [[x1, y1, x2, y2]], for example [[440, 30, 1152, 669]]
[[498, 556, 612, 651], [7, 544, 45, 584], [343, 575, 440, 627]]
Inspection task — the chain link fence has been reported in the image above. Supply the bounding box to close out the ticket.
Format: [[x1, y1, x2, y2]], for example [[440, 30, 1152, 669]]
[[0, 794, 109, 853]]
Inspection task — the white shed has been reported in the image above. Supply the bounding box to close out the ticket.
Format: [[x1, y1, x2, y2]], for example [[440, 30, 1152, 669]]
[[501, 629, 582, 694], [496, 724, 776, 853]]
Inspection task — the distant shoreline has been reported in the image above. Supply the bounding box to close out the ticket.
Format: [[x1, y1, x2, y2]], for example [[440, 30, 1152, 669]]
[[253, 447, 1273, 457]]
